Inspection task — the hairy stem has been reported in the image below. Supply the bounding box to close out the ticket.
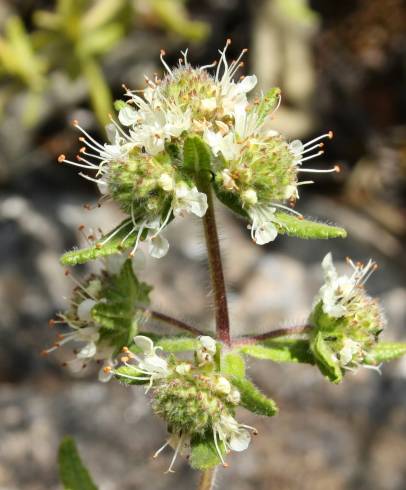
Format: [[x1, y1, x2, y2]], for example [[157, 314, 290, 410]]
[[201, 183, 230, 344], [233, 325, 313, 345], [141, 308, 204, 336], [197, 468, 217, 490]]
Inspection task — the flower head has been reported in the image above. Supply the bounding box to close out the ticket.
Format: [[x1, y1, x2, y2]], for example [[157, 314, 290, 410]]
[[310, 253, 386, 375], [43, 257, 151, 381], [114, 335, 256, 471]]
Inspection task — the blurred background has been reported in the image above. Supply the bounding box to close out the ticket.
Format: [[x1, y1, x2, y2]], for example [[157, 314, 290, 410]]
[[1, 1, 406, 489]]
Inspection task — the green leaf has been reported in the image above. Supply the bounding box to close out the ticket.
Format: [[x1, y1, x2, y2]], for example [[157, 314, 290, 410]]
[[155, 336, 199, 352], [190, 433, 225, 470], [60, 219, 139, 266], [213, 181, 249, 219], [257, 88, 281, 124], [274, 212, 347, 240], [183, 134, 211, 176], [92, 260, 151, 347], [58, 437, 98, 490], [213, 187, 347, 241], [364, 342, 406, 364], [221, 351, 246, 378], [231, 376, 278, 417], [238, 338, 314, 364], [114, 364, 149, 385], [129, 333, 198, 353], [310, 331, 343, 384]]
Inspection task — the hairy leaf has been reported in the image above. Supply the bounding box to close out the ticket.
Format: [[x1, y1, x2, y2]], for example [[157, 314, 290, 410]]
[[221, 351, 246, 378], [190, 433, 225, 470], [275, 212, 347, 240], [364, 342, 406, 364], [60, 219, 139, 266], [310, 331, 343, 384], [58, 437, 98, 490], [238, 338, 314, 364], [183, 134, 211, 176], [231, 376, 278, 417]]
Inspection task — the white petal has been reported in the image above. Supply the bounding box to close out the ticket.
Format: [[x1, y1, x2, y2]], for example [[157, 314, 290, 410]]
[[254, 222, 278, 245], [141, 355, 168, 374], [238, 75, 257, 94], [229, 429, 251, 452], [76, 341, 97, 359], [97, 181, 109, 195], [118, 106, 138, 126], [134, 335, 154, 355], [149, 234, 169, 259], [77, 299, 96, 322], [105, 253, 127, 275]]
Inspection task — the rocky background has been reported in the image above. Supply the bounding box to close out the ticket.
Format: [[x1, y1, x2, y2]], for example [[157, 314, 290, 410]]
[[1, 1, 406, 489]]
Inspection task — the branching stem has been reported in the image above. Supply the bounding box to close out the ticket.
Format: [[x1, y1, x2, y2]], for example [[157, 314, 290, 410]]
[[233, 325, 313, 346], [141, 308, 204, 336]]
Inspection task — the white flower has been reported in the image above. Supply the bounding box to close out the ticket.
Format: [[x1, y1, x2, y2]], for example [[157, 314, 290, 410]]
[[203, 129, 241, 161], [212, 414, 257, 465], [133, 335, 169, 376], [77, 299, 96, 322], [247, 205, 279, 244], [172, 183, 208, 218], [147, 231, 170, 259], [339, 339, 362, 367], [317, 253, 377, 319]]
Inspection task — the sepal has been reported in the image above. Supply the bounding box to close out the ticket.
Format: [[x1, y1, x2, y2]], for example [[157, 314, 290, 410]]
[[364, 342, 406, 364], [231, 376, 278, 417], [60, 220, 141, 266], [190, 433, 226, 470], [274, 212, 347, 240], [310, 331, 343, 384]]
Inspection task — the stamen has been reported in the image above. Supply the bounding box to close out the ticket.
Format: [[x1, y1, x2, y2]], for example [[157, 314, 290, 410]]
[[299, 166, 339, 174], [73, 121, 105, 150], [299, 150, 324, 163], [165, 435, 183, 474], [160, 49, 173, 75], [153, 440, 170, 459], [303, 131, 333, 148]]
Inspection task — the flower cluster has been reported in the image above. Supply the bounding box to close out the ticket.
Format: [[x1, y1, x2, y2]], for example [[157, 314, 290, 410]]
[[59, 40, 340, 257], [43, 256, 151, 381], [113, 336, 256, 472], [310, 253, 386, 376]]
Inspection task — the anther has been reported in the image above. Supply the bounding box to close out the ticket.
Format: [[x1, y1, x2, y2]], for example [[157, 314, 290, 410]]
[[334, 165, 341, 173], [160, 49, 166, 56], [72, 119, 79, 127], [328, 130, 334, 139], [223, 462, 229, 468], [121, 356, 129, 363], [57, 154, 66, 163], [78, 224, 85, 231], [48, 319, 56, 327], [64, 270, 70, 276], [226, 38, 232, 45], [122, 346, 129, 353], [103, 366, 112, 374], [79, 146, 86, 153]]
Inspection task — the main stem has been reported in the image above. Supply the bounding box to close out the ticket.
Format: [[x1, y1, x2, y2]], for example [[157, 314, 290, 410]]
[[197, 468, 217, 490], [201, 182, 231, 344]]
